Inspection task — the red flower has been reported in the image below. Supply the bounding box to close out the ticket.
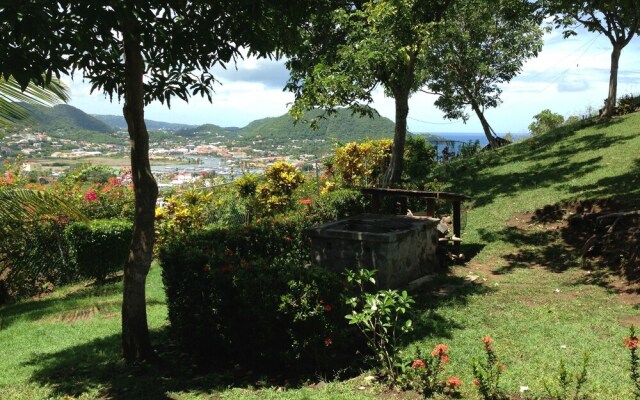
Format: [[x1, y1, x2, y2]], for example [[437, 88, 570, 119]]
[[482, 336, 493, 345], [473, 378, 480, 386], [224, 248, 235, 256], [299, 198, 312, 205], [431, 343, 449, 357], [324, 337, 333, 346], [324, 304, 332, 312], [625, 336, 639, 350], [440, 354, 450, 363], [498, 364, 506, 372], [84, 191, 98, 201], [446, 376, 462, 388], [411, 359, 426, 369]]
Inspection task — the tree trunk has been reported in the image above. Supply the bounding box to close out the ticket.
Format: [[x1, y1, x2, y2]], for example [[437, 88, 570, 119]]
[[121, 25, 158, 364], [470, 100, 497, 149], [383, 91, 409, 185], [600, 44, 622, 120]]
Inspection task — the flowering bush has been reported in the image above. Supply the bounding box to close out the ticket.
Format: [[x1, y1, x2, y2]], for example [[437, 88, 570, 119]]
[[472, 336, 507, 400], [625, 326, 640, 399], [401, 343, 461, 398], [333, 139, 392, 188]]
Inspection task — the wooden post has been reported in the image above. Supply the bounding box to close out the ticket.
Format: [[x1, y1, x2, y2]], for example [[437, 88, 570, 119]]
[[426, 198, 436, 217], [371, 193, 380, 213], [399, 196, 408, 214], [453, 200, 461, 254]]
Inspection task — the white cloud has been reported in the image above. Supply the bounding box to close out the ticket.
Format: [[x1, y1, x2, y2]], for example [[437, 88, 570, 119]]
[[64, 27, 640, 136]]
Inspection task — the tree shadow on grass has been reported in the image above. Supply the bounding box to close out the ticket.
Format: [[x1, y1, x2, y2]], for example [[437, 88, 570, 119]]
[[24, 329, 235, 400], [402, 273, 494, 344], [477, 225, 580, 275], [0, 283, 127, 330], [462, 156, 602, 208]]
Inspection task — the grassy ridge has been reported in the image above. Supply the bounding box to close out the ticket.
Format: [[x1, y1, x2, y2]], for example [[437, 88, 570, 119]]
[[1, 113, 639, 399]]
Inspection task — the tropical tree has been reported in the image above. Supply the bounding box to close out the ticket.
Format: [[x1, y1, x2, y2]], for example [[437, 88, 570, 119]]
[[0, 0, 335, 363], [425, 0, 544, 148], [543, 0, 640, 119], [286, 0, 454, 185], [0, 76, 69, 128]]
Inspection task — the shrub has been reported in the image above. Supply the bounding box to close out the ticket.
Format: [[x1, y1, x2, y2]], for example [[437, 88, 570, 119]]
[[65, 219, 133, 283], [257, 161, 305, 215], [0, 216, 75, 303], [528, 109, 564, 136], [333, 139, 393, 188], [404, 135, 437, 182], [158, 216, 361, 373], [617, 93, 640, 115], [311, 188, 368, 221]]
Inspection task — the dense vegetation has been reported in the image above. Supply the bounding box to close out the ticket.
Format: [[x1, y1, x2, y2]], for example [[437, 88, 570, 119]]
[[1, 111, 639, 398]]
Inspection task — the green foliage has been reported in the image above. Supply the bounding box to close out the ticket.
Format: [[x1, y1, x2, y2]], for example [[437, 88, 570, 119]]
[[617, 93, 640, 115], [287, 0, 453, 183], [331, 139, 392, 188], [344, 269, 415, 382], [624, 326, 640, 399], [234, 173, 261, 198], [66, 165, 117, 184], [403, 135, 437, 182], [400, 344, 462, 398], [0, 217, 75, 303], [427, 0, 543, 140], [257, 161, 305, 215], [528, 109, 565, 135], [543, 353, 590, 400], [158, 216, 360, 372], [155, 188, 213, 251], [64, 219, 133, 283], [313, 188, 369, 221], [472, 337, 507, 400]]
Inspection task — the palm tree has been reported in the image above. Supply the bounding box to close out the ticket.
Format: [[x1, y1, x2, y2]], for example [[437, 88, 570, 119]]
[[0, 75, 69, 128]]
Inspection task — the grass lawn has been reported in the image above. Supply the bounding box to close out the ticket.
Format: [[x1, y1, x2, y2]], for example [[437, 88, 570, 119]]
[[1, 113, 639, 399]]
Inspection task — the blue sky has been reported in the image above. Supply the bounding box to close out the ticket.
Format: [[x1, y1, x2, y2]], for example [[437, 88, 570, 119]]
[[64, 27, 640, 136]]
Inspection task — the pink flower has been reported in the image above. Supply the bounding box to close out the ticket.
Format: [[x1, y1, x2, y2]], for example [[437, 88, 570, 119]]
[[299, 198, 312, 205], [411, 359, 426, 369], [84, 191, 98, 201], [324, 304, 332, 312], [324, 337, 333, 346]]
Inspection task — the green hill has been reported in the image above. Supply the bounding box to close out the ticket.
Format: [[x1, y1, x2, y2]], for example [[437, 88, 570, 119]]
[[19, 104, 115, 134], [237, 108, 396, 143], [93, 114, 196, 131], [175, 123, 232, 138]]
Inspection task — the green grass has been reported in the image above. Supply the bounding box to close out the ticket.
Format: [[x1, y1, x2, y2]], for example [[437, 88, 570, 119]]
[[1, 113, 639, 399]]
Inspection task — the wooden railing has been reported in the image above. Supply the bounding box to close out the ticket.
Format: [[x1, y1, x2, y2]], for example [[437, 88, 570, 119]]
[[360, 188, 471, 252]]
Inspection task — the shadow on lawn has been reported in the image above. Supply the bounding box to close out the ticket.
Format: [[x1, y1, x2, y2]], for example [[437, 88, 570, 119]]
[[477, 224, 579, 275], [25, 330, 234, 400], [0, 283, 126, 330], [445, 120, 635, 208]]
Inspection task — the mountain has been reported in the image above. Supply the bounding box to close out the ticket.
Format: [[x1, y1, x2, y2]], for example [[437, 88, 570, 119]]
[[17, 104, 114, 134], [236, 108, 396, 144], [92, 114, 196, 131], [175, 123, 233, 138]]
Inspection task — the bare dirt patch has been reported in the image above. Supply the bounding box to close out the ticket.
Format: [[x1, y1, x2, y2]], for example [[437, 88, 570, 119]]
[[504, 198, 640, 305]]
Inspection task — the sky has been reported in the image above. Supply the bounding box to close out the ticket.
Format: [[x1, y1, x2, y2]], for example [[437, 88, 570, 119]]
[[63, 26, 640, 136]]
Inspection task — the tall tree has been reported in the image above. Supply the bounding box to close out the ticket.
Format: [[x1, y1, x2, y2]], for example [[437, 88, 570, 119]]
[[425, 0, 543, 148], [0, 0, 334, 363], [287, 0, 453, 185], [543, 0, 640, 119]]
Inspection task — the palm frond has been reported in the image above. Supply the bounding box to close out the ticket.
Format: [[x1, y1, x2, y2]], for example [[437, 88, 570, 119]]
[[0, 189, 88, 225], [0, 76, 70, 128]]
